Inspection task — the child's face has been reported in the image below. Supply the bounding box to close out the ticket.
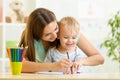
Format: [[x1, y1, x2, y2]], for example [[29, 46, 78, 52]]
[[59, 26, 78, 50]]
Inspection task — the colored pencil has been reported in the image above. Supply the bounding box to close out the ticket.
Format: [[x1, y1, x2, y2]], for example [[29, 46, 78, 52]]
[[7, 48, 25, 62], [67, 52, 73, 74], [6, 48, 11, 61]]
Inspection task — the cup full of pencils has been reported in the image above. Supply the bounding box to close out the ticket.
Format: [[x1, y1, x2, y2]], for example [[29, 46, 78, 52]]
[[6, 47, 26, 75]]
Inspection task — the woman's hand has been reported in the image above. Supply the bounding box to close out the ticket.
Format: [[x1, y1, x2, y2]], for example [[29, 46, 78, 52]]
[[52, 58, 72, 71]]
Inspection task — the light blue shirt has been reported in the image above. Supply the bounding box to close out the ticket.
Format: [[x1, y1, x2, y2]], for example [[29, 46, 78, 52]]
[[44, 47, 84, 62], [44, 46, 84, 73]]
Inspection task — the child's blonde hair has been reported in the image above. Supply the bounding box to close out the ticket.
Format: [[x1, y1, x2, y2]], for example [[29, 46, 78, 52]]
[[58, 16, 80, 34]]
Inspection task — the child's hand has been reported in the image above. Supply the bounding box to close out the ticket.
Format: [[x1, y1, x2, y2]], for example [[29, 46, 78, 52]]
[[63, 61, 82, 74], [64, 65, 78, 74], [63, 68, 71, 74], [72, 62, 80, 74], [64, 62, 79, 74], [53, 58, 72, 71]]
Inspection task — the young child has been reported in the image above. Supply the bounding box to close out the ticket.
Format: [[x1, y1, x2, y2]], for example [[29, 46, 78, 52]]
[[44, 16, 84, 74]]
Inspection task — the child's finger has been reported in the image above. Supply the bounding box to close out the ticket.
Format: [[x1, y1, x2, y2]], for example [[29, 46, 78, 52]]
[[72, 67, 77, 74]]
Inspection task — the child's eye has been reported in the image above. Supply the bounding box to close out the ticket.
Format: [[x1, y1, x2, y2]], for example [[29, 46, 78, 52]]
[[64, 37, 69, 39], [72, 37, 77, 39]]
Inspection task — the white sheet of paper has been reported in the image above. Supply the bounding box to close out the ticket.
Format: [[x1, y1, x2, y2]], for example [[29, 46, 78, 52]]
[[36, 71, 63, 75]]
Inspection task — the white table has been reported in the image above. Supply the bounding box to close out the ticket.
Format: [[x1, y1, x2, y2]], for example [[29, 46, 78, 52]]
[[0, 72, 120, 80]]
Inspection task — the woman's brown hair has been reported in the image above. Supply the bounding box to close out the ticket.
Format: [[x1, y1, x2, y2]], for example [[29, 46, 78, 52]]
[[18, 8, 56, 61]]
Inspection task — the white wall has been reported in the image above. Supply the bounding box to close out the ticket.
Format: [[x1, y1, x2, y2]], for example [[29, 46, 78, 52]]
[[36, 0, 80, 20], [0, 26, 3, 57]]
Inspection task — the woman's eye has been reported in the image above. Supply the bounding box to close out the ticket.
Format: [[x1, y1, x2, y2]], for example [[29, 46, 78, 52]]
[[55, 26, 58, 31], [44, 33, 50, 37]]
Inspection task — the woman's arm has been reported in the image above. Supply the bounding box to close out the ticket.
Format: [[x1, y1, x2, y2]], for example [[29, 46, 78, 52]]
[[77, 33, 104, 66], [22, 58, 72, 73]]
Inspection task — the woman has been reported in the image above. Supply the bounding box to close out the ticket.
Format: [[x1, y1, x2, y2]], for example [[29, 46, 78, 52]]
[[19, 8, 104, 73]]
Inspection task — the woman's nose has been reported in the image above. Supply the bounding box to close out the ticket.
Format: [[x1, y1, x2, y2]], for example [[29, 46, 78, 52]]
[[52, 32, 57, 39]]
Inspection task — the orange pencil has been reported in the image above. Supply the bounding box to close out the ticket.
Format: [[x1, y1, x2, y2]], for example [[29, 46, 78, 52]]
[[6, 48, 11, 61]]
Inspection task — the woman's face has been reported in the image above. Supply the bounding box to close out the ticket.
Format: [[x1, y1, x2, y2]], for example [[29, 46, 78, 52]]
[[42, 21, 59, 42]]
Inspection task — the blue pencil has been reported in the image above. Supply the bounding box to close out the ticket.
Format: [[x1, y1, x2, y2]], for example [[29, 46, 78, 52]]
[[19, 48, 24, 62], [67, 52, 73, 74]]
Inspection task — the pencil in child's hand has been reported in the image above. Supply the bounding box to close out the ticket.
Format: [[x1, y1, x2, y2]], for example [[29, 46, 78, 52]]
[[67, 52, 73, 74], [67, 52, 69, 59]]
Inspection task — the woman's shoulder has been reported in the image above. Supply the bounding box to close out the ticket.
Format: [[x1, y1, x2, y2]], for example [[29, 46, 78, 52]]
[[34, 39, 43, 46]]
